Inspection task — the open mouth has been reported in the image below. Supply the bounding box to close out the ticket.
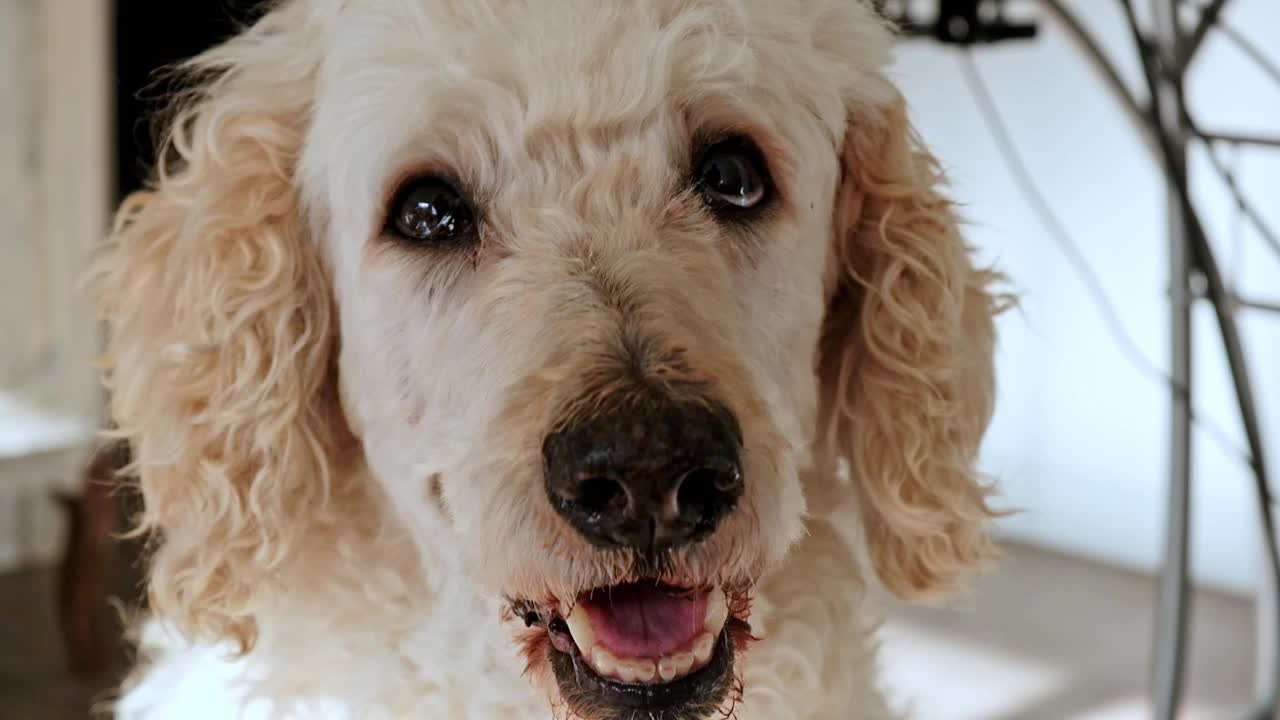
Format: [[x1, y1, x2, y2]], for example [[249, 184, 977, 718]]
[[514, 582, 749, 718]]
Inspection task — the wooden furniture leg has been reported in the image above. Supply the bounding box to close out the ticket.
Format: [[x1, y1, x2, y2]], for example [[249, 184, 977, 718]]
[[57, 442, 129, 677]]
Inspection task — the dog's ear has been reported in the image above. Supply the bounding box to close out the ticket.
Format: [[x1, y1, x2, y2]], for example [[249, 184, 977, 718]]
[[88, 8, 349, 652], [817, 93, 1008, 601]]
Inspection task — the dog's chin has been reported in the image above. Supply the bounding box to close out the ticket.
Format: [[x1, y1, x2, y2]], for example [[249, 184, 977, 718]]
[[511, 581, 753, 720]]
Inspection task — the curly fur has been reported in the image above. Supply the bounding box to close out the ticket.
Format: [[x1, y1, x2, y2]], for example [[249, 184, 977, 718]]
[[87, 1, 1009, 718], [818, 96, 1012, 601], [90, 3, 363, 653]]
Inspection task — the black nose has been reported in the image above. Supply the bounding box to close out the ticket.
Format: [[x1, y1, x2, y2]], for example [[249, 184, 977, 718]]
[[543, 395, 744, 552]]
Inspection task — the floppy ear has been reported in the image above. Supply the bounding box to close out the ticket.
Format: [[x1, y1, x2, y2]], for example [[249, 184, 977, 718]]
[[817, 94, 1008, 600], [88, 9, 350, 651]]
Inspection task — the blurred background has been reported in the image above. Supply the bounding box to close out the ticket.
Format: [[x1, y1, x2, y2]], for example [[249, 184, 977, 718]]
[[0, 1, 1276, 718]]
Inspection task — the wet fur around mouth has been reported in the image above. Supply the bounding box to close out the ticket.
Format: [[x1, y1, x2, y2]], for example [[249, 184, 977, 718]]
[[548, 625, 741, 720]]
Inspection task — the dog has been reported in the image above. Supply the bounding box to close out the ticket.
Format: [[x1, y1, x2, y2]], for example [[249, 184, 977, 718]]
[[88, 1, 1007, 717]]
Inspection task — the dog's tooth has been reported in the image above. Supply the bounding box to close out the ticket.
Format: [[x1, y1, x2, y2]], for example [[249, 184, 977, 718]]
[[704, 587, 728, 635], [658, 651, 696, 681], [618, 657, 657, 684], [612, 659, 634, 683], [590, 647, 618, 679], [691, 632, 716, 666], [585, 648, 660, 684], [563, 605, 596, 653], [677, 651, 697, 677]]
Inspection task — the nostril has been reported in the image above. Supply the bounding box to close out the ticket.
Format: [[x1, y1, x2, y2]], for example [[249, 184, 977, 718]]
[[575, 476, 630, 517], [675, 464, 742, 521]]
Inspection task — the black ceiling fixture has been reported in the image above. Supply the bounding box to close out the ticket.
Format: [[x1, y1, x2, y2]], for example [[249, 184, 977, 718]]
[[873, 0, 1038, 45]]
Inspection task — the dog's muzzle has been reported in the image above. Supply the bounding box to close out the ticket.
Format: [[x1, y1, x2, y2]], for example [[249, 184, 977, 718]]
[[518, 389, 749, 717]]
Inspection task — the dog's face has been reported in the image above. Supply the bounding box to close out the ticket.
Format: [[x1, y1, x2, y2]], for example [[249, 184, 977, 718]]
[[91, 2, 1003, 719], [311, 4, 852, 712]]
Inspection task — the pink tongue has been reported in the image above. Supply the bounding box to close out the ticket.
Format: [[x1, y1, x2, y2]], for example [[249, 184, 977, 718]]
[[578, 583, 708, 659]]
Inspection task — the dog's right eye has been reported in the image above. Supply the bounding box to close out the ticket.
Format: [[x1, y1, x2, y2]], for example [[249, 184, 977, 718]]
[[694, 138, 771, 213], [387, 177, 475, 244]]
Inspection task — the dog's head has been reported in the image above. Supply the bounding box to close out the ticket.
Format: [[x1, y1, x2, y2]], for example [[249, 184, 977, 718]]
[[91, 1, 1003, 717]]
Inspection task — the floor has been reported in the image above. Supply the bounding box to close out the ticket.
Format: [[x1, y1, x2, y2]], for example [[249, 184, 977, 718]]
[[0, 542, 1259, 719], [0, 534, 140, 720], [874, 544, 1258, 720]]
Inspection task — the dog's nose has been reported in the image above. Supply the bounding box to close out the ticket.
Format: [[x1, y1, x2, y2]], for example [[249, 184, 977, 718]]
[[542, 396, 744, 552]]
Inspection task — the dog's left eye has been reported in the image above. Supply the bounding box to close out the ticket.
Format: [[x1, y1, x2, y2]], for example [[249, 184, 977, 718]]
[[387, 177, 475, 243], [695, 139, 770, 211]]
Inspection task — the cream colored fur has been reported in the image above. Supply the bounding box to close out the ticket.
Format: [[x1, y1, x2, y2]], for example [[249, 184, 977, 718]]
[[88, 1, 1007, 718]]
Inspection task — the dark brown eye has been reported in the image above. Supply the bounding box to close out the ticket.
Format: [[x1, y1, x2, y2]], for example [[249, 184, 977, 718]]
[[696, 139, 770, 211], [388, 176, 474, 243]]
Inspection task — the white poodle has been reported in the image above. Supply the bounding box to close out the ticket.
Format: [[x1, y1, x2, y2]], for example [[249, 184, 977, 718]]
[[88, 1, 1008, 718]]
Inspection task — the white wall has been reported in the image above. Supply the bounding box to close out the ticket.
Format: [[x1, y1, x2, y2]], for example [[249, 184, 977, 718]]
[[0, 0, 43, 391], [891, 0, 1280, 596], [0, 0, 109, 569]]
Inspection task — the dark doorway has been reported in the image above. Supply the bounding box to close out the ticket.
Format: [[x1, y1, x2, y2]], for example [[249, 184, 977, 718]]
[[112, 1, 264, 200]]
